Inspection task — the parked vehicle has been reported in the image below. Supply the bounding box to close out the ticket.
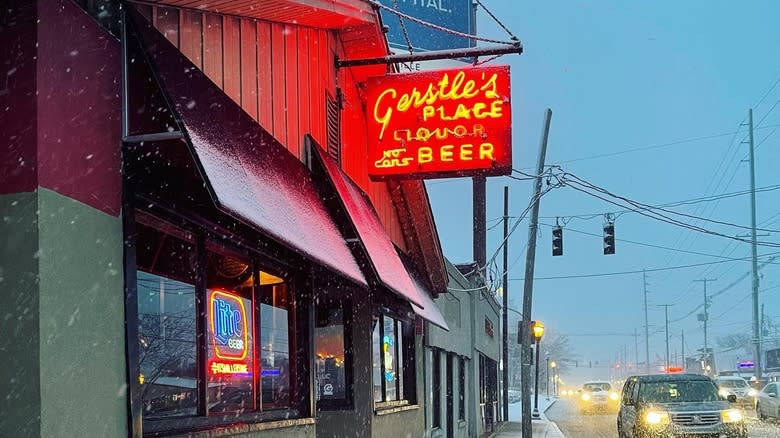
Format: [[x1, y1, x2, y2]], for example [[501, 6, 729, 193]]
[[617, 373, 747, 438], [756, 381, 780, 421]]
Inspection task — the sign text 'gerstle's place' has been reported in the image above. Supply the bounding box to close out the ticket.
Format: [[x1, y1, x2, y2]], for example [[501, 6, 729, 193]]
[[365, 66, 512, 180]]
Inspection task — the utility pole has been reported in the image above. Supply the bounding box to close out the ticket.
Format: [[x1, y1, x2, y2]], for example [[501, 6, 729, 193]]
[[643, 270, 650, 374], [521, 109, 552, 438], [634, 328, 639, 372], [658, 304, 673, 372], [746, 108, 762, 383], [681, 330, 685, 371], [695, 278, 716, 373], [502, 186, 509, 422]]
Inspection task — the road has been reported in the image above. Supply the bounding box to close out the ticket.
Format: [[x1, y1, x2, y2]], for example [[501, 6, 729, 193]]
[[546, 398, 780, 438]]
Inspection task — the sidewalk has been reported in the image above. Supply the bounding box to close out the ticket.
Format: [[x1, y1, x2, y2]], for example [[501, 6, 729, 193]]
[[493, 398, 565, 438]]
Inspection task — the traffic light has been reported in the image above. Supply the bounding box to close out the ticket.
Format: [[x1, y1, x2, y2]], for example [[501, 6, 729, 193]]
[[603, 222, 615, 255], [552, 226, 563, 256]]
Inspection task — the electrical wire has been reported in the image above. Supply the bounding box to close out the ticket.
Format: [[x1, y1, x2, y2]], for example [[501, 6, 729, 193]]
[[560, 176, 780, 248], [563, 172, 780, 234], [507, 252, 780, 281], [540, 183, 780, 221]]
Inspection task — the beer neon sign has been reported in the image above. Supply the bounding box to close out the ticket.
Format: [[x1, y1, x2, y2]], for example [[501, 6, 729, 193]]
[[208, 290, 250, 375], [365, 66, 512, 180]]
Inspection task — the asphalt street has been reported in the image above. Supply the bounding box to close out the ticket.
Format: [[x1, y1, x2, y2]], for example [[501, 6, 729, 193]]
[[546, 398, 780, 438]]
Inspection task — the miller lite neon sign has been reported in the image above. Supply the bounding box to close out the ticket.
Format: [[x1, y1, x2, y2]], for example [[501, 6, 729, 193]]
[[208, 290, 250, 375]]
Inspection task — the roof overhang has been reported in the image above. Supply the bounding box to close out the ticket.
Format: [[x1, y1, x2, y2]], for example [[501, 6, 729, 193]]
[[135, 0, 376, 28]]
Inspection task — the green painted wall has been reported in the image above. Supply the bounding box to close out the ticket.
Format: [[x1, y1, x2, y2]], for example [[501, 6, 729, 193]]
[[0, 191, 41, 437], [36, 188, 126, 437]]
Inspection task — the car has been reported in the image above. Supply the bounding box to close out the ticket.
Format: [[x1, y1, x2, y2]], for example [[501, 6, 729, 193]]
[[616, 373, 747, 438], [755, 381, 780, 421], [714, 376, 757, 408], [578, 380, 620, 413]]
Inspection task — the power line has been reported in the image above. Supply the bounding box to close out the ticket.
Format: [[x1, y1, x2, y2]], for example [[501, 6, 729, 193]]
[[540, 183, 780, 222], [538, 222, 771, 261], [559, 176, 780, 248], [563, 172, 780, 235], [508, 252, 780, 281]]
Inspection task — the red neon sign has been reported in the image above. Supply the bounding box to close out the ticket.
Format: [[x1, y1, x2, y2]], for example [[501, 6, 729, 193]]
[[365, 66, 512, 180]]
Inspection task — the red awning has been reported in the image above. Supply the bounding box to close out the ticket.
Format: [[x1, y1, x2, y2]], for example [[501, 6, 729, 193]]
[[310, 142, 425, 308], [129, 10, 366, 287], [410, 281, 449, 331]]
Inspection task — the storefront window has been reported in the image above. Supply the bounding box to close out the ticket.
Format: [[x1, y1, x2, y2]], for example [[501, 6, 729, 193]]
[[372, 312, 414, 406], [206, 245, 255, 414], [132, 211, 304, 433], [136, 220, 198, 418], [259, 282, 295, 410], [315, 302, 349, 404]]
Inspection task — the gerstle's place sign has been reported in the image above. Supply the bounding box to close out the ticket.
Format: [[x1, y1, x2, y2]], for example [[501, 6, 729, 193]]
[[365, 66, 512, 180]]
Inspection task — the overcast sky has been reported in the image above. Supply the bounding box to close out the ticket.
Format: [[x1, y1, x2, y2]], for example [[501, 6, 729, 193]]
[[422, 0, 780, 374]]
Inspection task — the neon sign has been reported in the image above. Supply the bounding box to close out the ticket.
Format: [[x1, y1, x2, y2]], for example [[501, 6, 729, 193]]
[[365, 66, 512, 180], [208, 290, 250, 375]]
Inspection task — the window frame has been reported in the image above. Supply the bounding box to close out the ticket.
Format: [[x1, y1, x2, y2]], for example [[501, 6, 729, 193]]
[[432, 349, 441, 428], [372, 308, 416, 408], [126, 207, 312, 435], [314, 298, 354, 411], [458, 357, 465, 421]]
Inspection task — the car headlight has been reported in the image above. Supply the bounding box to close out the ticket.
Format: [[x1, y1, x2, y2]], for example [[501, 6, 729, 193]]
[[748, 389, 758, 397], [719, 388, 730, 397], [581, 393, 591, 401], [721, 409, 743, 423], [644, 410, 670, 425], [609, 392, 619, 401]]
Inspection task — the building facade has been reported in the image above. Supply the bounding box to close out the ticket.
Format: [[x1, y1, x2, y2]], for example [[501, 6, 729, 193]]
[[423, 261, 502, 438], [0, 1, 451, 437]]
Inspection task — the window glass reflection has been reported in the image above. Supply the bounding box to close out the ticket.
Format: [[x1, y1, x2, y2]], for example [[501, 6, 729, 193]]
[[136, 221, 198, 418], [260, 282, 294, 410], [315, 304, 346, 401]]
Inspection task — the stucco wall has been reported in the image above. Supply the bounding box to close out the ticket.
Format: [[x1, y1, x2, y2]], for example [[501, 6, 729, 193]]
[[37, 188, 126, 437], [0, 192, 41, 437]]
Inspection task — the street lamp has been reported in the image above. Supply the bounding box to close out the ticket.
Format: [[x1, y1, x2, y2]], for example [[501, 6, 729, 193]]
[[531, 321, 544, 419], [550, 361, 557, 396]]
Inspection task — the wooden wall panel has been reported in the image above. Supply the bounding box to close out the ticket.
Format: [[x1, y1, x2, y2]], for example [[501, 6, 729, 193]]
[[179, 10, 202, 68], [271, 23, 287, 145], [155, 7, 179, 47], [136, 5, 152, 22], [256, 22, 273, 131], [222, 16, 241, 104], [239, 19, 258, 120], [284, 26, 299, 156], [202, 14, 223, 87], [297, 30, 310, 144], [307, 29, 322, 145]]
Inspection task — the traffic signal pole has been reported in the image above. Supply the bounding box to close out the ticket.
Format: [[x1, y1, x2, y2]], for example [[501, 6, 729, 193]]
[[521, 109, 552, 438]]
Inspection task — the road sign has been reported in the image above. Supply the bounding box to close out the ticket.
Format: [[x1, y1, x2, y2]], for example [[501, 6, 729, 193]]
[[378, 0, 475, 53]]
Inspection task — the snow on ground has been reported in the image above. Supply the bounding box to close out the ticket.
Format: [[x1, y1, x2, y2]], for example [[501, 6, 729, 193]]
[[508, 394, 557, 421]]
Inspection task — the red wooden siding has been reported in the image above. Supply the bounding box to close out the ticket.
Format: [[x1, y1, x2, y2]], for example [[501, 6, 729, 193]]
[[141, 5, 406, 248]]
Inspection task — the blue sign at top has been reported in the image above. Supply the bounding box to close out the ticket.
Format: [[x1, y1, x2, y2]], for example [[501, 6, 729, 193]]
[[379, 0, 475, 52]]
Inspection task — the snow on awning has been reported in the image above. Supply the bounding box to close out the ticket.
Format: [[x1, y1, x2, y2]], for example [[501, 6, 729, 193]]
[[129, 10, 366, 287], [409, 278, 449, 331], [397, 248, 449, 331], [310, 142, 425, 308]]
